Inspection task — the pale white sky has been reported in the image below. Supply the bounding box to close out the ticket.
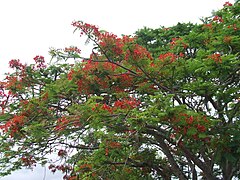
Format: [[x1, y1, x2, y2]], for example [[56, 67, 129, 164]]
[[0, 0, 234, 179]]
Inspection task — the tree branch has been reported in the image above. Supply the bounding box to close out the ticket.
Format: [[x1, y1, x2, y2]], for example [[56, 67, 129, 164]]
[[180, 145, 217, 180], [145, 128, 188, 180]]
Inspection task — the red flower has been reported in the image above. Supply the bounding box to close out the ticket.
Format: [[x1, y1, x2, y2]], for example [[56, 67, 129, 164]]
[[223, 1, 232, 6], [67, 69, 75, 80], [158, 52, 176, 63], [179, 52, 185, 58], [126, 44, 152, 61], [102, 103, 112, 113], [213, 16, 224, 23], [208, 53, 222, 63], [114, 98, 140, 110], [33, 55, 46, 69], [203, 23, 213, 30], [58, 149, 67, 157], [9, 59, 25, 70], [114, 100, 125, 109], [92, 103, 99, 111], [0, 115, 26, 137], [72, 21, 101, 39], [21, 156, 36, 167], [108, 141, 122, 148], [105, 147, 109, 156], [64, 46, 81, 54], [55, 116, 69, 131], [99, 32, 124, 56], [186, 116, 194, 124], [197, 124, 206, 132]]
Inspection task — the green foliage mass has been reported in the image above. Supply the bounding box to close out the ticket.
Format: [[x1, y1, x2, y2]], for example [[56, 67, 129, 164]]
[[0, 1, 239, 180]]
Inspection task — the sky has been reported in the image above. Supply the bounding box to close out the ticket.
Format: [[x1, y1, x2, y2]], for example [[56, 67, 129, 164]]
[[0, 0, 235, 179]]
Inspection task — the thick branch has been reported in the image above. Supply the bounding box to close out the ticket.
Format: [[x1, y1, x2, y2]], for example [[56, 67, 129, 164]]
[[145, 128, 188, 180], [180, 146, 217, 180]]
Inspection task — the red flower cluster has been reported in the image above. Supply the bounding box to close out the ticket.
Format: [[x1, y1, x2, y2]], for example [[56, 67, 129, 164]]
[[102, 62, 117, 71], [0, 115, 25, 137], [58, 149, 67, 157], [70, 61, 98, 94], [105, 141, 122, 156], [55, 116, 81, 131], [33, 55, 46, 69], [72, 21, 138, 63], [223, 1, 233, 6], [208, 53, 222, 63], [197, 124, 206, 132], [114, 98, 140, 110], [227, 24, 238, 31], [213, 16, 224, 23], [72, 21, 101, 39], [117, 73, 134, 88], [99, 32, 124, 57], [125, 44, 152, 61], [203, 23, 213, 30], [179, 52, 185, 58], [21, 156, 36, 167], [186, 116, 194, 124], [94, 98, 140, 113], [67, 69, 75, 80], [76, 78, 91, 94], [55, 117, 69, 131], [64, 46, 81, 54], [70, 59, 134, 94], [158, 52, 177, 63], [82, 60, 98, 72], [9, 59, 26, 70], [48, 164, 72, 173], [108, 141, 122, 148], [172, 113, 209, 141], [102, 103, 112, 113], [122, 35, 136, 44], [5, 76, 20, 90]]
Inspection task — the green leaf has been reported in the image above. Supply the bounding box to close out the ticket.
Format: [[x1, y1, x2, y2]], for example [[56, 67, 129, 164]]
[[187, 127, 198, 136]]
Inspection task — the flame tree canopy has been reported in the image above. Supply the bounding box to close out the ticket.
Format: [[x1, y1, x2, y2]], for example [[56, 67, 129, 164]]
[[0, 1, 239, 180]]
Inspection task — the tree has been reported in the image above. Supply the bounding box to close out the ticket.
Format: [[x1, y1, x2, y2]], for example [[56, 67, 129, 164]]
[[0, 1, 239, 179]]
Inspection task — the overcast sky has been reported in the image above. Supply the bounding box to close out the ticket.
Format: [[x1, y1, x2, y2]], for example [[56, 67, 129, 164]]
[[0, 0, 234, 179]]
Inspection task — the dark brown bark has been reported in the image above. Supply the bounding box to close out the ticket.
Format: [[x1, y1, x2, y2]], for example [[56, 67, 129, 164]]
[[222, 160, 234, 180], [180, 146, 217, 180], [146, 128, 188, 180]]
